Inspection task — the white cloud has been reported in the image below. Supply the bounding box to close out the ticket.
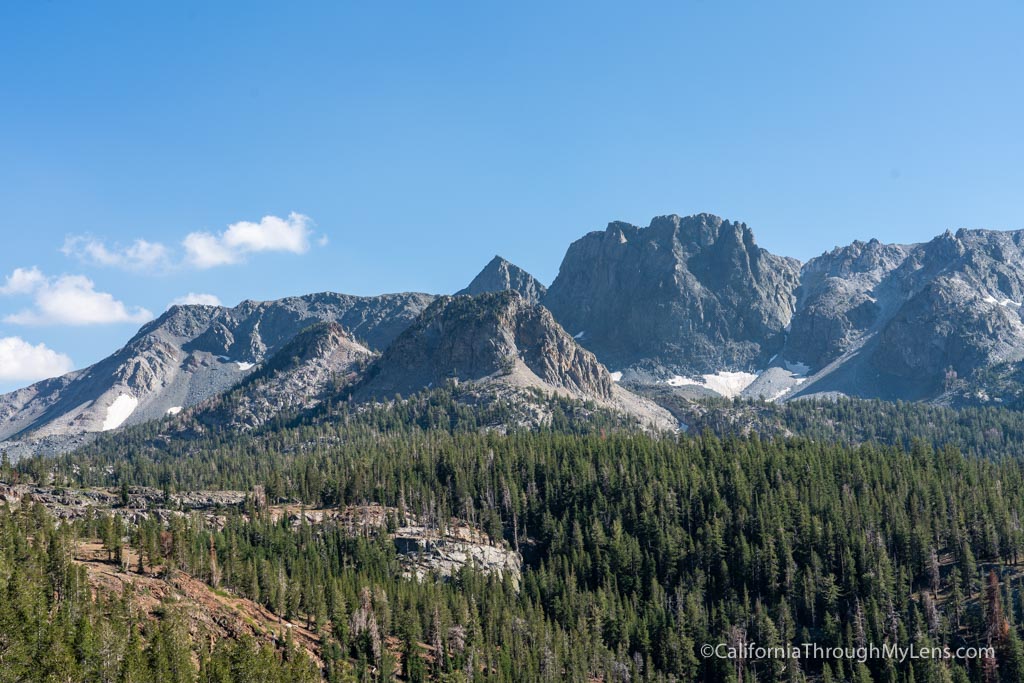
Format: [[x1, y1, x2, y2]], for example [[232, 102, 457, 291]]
[[0, 267, 46, 295], [62, 236, 171, 271], [182, 231, 239, 268], [0, 269, 152, 326], [184, 212, 315, 268], [58, 213, 322, 272], [169, 292, 222, 308], [0, 336, 75, 382]]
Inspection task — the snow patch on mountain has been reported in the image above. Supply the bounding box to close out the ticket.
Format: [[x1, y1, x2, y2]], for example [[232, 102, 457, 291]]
[[666, 371, 759, 398], [983, 295, 1022, 308], [102, 394, 138, 431], [220, 356, 256, 371]]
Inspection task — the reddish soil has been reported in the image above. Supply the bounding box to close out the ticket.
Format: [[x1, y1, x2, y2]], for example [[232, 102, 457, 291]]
[[74, 540, 323, 667]]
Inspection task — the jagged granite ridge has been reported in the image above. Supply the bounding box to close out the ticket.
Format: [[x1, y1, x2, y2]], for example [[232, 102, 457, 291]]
[[7, 213, 1024, 449], [783, 228, 1024, 401], [182, 321, 375, 432], [543, 213, 801, 377], [0, 292, 434, 443]]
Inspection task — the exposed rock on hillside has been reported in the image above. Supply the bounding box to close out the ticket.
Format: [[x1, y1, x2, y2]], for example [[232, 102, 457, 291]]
[[185, 322, 374, 431]]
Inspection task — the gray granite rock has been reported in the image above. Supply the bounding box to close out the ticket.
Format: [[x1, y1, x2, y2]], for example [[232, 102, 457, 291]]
[[457, 255, 547, 305], [543, 213, 801, 376]]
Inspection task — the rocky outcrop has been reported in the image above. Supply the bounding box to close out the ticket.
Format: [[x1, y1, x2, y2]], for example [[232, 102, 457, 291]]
[[266, 503, 522, 585], [457, 256, 547, 305], [360, 291, 614, 399], [543, 214, 801, 376], [358, 291, 676, 430], [0, 482, 246, 526], [394, 523, 522, 588], [8, 482, 524, 596]]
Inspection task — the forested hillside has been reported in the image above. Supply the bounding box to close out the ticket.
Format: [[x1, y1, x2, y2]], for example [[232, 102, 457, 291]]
[[6, 396, 1024, 681], [673, 396, 1024, 461]]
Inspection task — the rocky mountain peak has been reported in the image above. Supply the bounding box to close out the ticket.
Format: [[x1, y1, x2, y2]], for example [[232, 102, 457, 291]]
[[799, 239, 910, 286], [131, 304, 223, 346], [259, 321, 368, 374], [643, 213, 759, 251], [456, 256, 547, 305], [355, 291, 675, 430], [784, 227, 1024, 401], [543, 213, 801, 376], [359, 290, 614, 400]]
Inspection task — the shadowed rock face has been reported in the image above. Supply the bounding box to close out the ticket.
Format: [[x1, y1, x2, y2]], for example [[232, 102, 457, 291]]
[[543, 213, 801, 376], [359, 291, 613, 400], [0, 292, 434, 442], [457, 256, 547, 305]]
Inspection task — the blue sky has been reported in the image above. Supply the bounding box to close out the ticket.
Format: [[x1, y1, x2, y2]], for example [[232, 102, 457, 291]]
[[1, 1, 1022, 391]]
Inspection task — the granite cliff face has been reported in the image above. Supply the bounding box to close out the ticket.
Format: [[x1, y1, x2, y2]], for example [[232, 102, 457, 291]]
[[0, 292, 433, 444], [539, 215, 1024, 403], [456, 256, 547, 305], [542, 214, 801, 377]]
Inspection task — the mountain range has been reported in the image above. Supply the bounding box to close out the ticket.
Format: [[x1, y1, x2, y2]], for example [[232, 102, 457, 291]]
[[4, 213, 1024, 454]]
